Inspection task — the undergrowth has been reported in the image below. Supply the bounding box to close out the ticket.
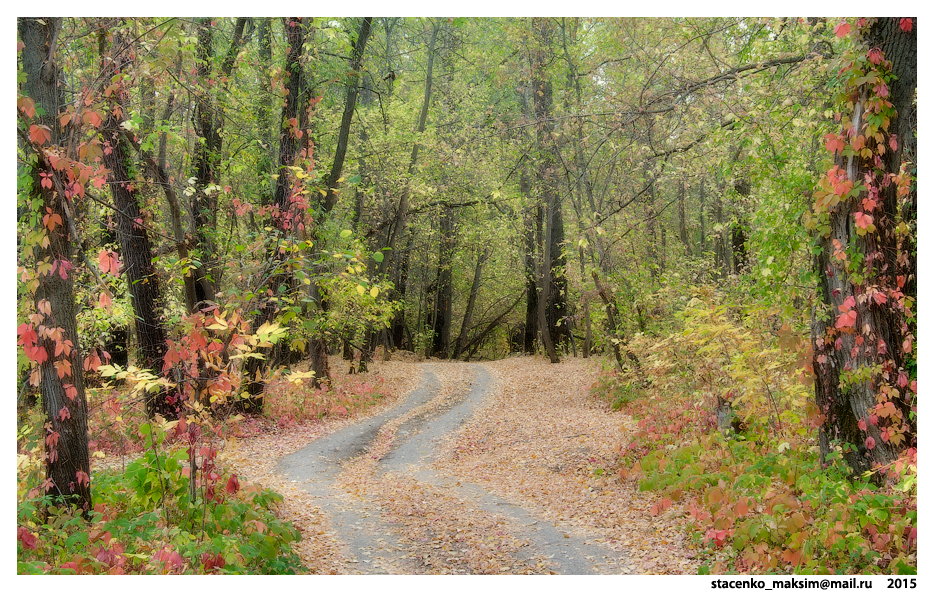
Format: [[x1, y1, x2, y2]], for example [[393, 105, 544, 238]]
[[16, 356, 393, 574], [17, 420, 303, 574], [596, 287, 917, 575]]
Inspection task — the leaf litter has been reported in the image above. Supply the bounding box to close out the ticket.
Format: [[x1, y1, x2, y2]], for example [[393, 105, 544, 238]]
[[226, 354, 699, 574]]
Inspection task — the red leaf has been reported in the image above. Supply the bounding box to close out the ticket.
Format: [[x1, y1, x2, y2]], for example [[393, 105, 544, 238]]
[[858, 419, 867, 431], [899, 18, 913, 33], [17, 526, 38, 550], [29, 124, 52, 145], [865, 436, 876, 450], [854, 211, 874, 229], [225, 474, 240, 495], [835, 310, 857, 329], [838, 295, 856, 312], [17, 323, 37, 347], [99, 291, 112, 310], [833, 21, 852, 38], [867, 48, 884, 65], [898, 372, 909, 388]]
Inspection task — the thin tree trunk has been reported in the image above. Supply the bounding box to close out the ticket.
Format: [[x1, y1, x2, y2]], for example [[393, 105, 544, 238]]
[[678, 179, 692, 257], [453, 248, 489, 359]]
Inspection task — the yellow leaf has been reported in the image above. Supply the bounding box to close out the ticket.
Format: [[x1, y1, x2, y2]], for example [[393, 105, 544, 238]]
[[356, 284, 365, 295], [370, 286, 379, 298]]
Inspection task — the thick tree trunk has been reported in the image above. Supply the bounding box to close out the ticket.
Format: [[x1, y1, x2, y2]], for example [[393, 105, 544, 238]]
[[103, 122, 175, 419], [19, 16, 92, 513], [99, 32, 176, 419], [547, 195, 568, 351], [532, 17, 560, 363], [811, 18, 916, 477]]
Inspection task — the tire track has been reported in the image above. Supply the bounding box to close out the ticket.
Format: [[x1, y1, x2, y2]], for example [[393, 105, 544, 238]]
[[277, 362, 629, 574]]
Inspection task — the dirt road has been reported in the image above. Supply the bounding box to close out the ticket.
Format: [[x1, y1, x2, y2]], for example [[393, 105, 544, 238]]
[[233, 357, 698, 574]]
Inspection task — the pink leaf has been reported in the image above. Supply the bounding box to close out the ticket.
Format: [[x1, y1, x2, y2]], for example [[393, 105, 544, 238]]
[[834, 21, 852, 38], [865, 436, 876, 450], [854, 211, 874, 229], [839, 295, 856, 312], [898, 372, 908, 388], [835, 310, 857, 329]]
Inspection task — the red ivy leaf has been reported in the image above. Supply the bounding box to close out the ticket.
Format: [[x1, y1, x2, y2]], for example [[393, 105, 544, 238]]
[[833, 21, 852, 38], [29, 124, 52, 145], [835, 310, 858, 329], [225, 474, 240, 495], [899, 18, 913, 33], [865, 436, 876, 450], [838, 295, 856, 312], [858, 418, 868, 431], [854, 211, 874, 229], [17, 527, 38, 550], [867, 48, 884, 65]]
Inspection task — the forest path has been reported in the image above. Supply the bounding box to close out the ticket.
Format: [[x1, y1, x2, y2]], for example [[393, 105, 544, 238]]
[[232, 357, 699, 574]]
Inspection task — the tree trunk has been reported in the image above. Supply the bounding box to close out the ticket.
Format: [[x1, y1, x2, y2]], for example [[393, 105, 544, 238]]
[[430, 205, 454, 358], [591, 271, 624, 372], [453, 248, 489, 359], [532, 17, 560, 363], [323, 17, 373, 211], [18, 16, 92, 513], [103, 119, 175, 419], [244, 17, 311, 404], [811, 18, 916, 477], [522, 172, 540, 354], [547, 191, 568, 351], [678, 180, 692, 257], [98, 31, 176, 419]]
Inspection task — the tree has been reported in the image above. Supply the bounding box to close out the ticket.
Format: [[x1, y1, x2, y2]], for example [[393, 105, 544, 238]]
[[17, 17, 92, 512], [244, 17, 313, 402], [99, 29, 178, 420], [809, 17, 916, 476], [531, 17, 560, 363]]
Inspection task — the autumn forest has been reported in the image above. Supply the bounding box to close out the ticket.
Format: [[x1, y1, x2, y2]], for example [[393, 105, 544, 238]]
[[16, 17, 916, 575]]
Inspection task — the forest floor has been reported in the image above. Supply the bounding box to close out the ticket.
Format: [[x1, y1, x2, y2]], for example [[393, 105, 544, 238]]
[[228, 355, 700, 575]]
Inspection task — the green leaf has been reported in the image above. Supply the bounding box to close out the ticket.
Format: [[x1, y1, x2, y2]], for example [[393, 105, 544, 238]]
[[339, 229, 352, 239], [372, 251, 384, 262], [348, 174, 361, 184]]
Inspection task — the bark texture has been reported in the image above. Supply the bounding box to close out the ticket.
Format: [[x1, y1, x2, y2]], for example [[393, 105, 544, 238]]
[[19, 16, 92, 512], [811, 18, 916, 475]]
